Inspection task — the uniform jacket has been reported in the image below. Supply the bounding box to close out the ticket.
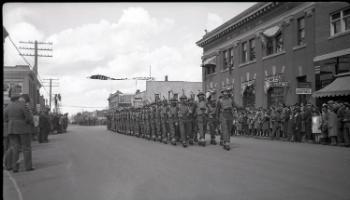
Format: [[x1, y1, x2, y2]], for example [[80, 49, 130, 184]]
[[327, 110, 338, 137], [4, 101, 34, 134]]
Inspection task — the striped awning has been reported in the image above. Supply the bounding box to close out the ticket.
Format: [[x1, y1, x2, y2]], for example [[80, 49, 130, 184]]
[[313, 72, 350, 98], [202, 56, 216, 67]]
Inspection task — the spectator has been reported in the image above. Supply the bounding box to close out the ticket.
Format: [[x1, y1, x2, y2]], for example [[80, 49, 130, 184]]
[[4, 94, 35, 172], [327, 103, 338, 146], [39, 107, 51, 143]]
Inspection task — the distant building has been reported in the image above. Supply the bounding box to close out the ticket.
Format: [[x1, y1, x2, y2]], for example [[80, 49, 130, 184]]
[[108, 90, 134, 109], [196, 2, 350, 108], [133, 90, 146, 108], [145, 76, 202, 102], [4, 65, 42, 110]]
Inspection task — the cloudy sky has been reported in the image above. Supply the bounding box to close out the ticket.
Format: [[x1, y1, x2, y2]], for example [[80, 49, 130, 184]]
[[3, 2, 255, 114]]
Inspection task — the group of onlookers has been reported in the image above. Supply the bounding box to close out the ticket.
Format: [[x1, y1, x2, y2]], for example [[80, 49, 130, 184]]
[[3, 93, 69, 173], [231, 100, 350, 147]]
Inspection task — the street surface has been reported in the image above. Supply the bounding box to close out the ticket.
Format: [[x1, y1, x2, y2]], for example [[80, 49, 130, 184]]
[[4, 125, 350, 200]]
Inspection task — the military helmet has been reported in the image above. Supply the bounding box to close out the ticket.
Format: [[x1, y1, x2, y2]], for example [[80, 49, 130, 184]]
[[180, 94, 187, 100], [197, 91, 205, 97]]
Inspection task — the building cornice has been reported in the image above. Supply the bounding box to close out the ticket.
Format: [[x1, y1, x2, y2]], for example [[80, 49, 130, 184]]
[[196, 2, 279, 48]]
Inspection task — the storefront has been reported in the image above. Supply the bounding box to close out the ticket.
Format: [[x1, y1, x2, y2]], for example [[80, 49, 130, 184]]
[[264, 74, 288, 107]]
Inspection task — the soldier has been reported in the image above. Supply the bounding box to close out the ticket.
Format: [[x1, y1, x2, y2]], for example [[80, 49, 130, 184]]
[[187, 95, 197, 145], [216, 88, 235, 150], [168, 97, 179, 145], [161, 100, 169, 144], [155, 100, 163, 142], [196, 92, 208, 146], [178, 94, 190, 147], [207, 95, 218, 145]]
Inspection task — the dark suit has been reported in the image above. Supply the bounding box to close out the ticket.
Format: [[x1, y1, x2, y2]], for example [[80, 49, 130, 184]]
[[4, 101, 34, 171]]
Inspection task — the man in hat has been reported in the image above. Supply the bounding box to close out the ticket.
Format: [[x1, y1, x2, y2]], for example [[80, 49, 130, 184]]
[[207, 94, 218, 145], [187, 95, 197, 145], [216, 87, 235, 150], [4, 93, 35, 172], [155, 101, 163, 142], [196, 91, 208, 146]]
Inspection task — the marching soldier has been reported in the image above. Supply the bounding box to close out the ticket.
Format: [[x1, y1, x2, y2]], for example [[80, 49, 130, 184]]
[[150, 103, 157, 141], [146, 105, 152, 140], [207, 94, 218, 145], [168, 97, 179, 145], [161, 99, 169, 144], [196, 92, 208, 146], [155, 100, 163, 142], [178, 94, 190, 147], [187, 95, 197, 145], [216, 87, 235, 150]]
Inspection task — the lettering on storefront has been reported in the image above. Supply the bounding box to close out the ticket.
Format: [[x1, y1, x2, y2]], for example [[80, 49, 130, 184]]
[[296, 82, 312, 94]]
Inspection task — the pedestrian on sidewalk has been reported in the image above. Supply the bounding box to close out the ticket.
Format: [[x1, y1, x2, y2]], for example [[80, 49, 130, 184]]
[[3, 104, 12, 170], [39, 107, 51, 143], [4, 94, 35, 172]]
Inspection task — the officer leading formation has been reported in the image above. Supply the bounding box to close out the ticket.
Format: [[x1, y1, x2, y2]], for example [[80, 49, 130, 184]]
[[106, 88, 236, 151]]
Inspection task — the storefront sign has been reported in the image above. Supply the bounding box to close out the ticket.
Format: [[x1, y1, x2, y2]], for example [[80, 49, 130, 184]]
[[296, 88, 312, 94], [269, 81, 288, 87]]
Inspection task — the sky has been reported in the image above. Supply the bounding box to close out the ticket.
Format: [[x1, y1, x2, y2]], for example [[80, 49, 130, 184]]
[[3, 2, 256, 115]]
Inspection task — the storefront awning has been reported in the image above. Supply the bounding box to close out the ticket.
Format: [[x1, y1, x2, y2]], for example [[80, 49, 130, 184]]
[[313, 72, 350, 98], [202, 56, 216, 67]]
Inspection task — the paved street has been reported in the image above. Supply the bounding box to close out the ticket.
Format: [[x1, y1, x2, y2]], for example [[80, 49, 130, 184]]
[[4, 125, 350, 200]]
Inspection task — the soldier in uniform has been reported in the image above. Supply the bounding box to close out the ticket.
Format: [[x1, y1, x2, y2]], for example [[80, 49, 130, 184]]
[[178, 94, 190, 147], [187, 95, 197, 145], [216, 88, 235, 150], [196, 92, 208, 146], [155, 100, 163, 142], [207, 94, 218, 145], [168, 97, 179, 145]]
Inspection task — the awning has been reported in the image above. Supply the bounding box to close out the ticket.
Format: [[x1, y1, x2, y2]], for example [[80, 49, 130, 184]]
[[262, 25, 281, 37], [313, 72, 350, 98], [313, 48, 350, 62], [202, 56, 216, 67]]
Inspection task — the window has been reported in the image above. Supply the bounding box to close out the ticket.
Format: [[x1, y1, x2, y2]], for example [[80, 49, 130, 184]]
[[330, 8, 350, 36], [264, 32, 284, 56], [229, 48, 234, 67], [242, 42, 248, 63], [223, 50, 229, 70], [297, 17, 305, 45], [206, 65, 216, 75], [249, 39, 256, 61]]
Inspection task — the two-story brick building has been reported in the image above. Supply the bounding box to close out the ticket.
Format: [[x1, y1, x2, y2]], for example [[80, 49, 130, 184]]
[[196, 2, 350, 108]]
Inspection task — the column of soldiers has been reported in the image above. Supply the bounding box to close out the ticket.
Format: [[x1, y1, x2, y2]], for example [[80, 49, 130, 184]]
[[106, 88, 236, 151]]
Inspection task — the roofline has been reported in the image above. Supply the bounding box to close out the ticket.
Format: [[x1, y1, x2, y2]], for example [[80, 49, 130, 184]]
[[196, 2, 279, 47]]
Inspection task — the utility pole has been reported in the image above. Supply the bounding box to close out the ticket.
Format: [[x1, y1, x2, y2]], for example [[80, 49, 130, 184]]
[[19, 40, 53, 109], [42, 78, 59, 110], [18, 40, 53, 75]]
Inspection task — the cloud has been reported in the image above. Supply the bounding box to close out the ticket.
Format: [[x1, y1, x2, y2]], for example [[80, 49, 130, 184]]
[[206, 13, 224, 31], [4, 6, 203, 114]]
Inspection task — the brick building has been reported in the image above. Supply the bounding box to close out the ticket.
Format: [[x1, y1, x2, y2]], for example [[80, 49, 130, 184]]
[[108, 90, 134, 109], [196, 2, 350, 108], [4, 65, 42, 110]]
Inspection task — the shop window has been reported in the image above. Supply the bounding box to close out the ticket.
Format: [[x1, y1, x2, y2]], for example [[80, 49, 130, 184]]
[[249, 38, 256, 61], [242, 41, 248, 63], [330, 7, 350, 36], [243, 85, 255, 108], [267, 87, 284, 107], [297, 17, 305, 45]]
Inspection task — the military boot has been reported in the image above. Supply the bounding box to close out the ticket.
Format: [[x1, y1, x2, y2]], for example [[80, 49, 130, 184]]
[[223, 143, 231, 151], [171, 138, 177, 145]]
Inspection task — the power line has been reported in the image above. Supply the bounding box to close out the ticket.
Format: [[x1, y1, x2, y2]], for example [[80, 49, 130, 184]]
[[7, 35, 33, 69]]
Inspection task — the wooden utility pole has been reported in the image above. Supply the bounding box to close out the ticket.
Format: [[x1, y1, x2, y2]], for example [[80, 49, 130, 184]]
[[42, 78, 59, 110]]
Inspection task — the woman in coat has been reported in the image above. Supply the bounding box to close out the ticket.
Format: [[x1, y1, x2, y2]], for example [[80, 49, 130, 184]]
[[327, 105, 339, 145]]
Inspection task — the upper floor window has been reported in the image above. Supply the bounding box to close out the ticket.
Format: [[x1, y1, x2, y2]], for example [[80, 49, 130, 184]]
[[297, 17, 305, 45], [249, 39, 256, 61], [206, 65, 216, 75], [330, 7, 350, 36], [229, 48, 234, 68], [265, 32, 284, 56], [223, 50, 229, 70], [242, 41, 248, 63]]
